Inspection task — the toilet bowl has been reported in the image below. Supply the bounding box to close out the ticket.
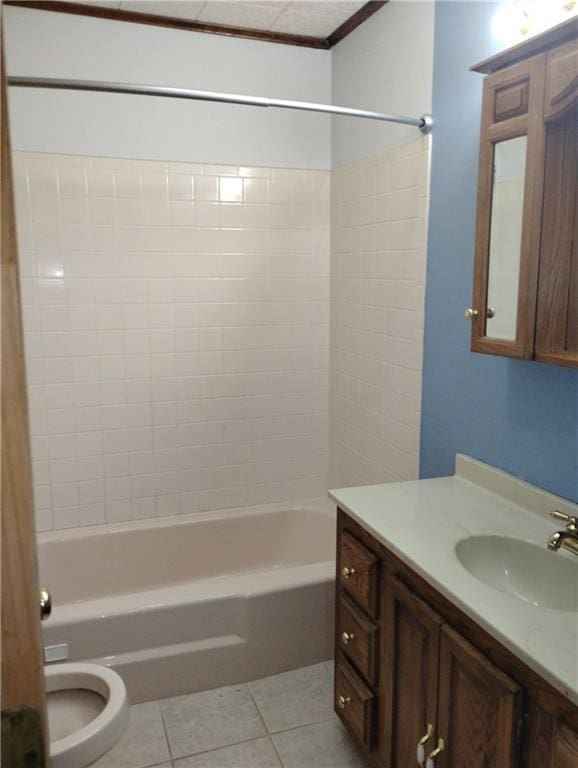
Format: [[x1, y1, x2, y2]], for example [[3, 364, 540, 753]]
[[45, 662, 129, 768]]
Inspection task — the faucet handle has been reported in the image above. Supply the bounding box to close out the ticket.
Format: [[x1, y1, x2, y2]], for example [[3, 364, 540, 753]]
[[550, 510, 577, 530]]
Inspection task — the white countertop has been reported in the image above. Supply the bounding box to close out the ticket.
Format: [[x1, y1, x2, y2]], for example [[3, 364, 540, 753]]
[[329, 454, 578, 705]]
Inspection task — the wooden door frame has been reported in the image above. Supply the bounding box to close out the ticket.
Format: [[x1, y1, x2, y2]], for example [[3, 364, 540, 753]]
[[1, 8, 48, 764]]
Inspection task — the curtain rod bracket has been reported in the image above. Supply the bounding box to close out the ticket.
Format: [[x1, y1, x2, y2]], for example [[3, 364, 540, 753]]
[[419, 114, 433, 135]]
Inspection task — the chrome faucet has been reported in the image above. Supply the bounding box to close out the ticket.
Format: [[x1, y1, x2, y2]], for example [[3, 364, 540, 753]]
[[547, 510, 578, 556]]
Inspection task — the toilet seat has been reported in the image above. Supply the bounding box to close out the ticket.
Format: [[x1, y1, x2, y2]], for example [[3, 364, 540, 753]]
[[45, 662, 129, 768]]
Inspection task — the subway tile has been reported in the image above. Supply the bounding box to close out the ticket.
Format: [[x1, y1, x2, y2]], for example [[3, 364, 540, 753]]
[[106, 500, 132, 523], [87, 169, 115, 198], [32, 222, 61, 250], [90, 225, 117, 252], [105, 476, 131, 500], [329, 136, 429, 489], [57, 167, 88, 196], [88, 197, 116, 224], [238, 165, 271, 178], [170, 200, 196, 226], [168, 161, 203, 175], [75, 406, 102, 432], [80, 503, 106, 526], [53, 507, 81, 530], [30, 195, 60, 224], [203, 164, 237, 177], [114, 171, 142, 199], [168, 173, 194, 201], [78, 479, 105, 505], [141, 172, 169, 200], [144, 198, 171, 225], [132, 159, 167, 173], [194, 176, 219, 202], [17, 152, 334, 530], [76, 431, 103, 457], [92, 157, 130, 171], [35, 506, 53, 533], [219, 177, 243, 203], [52, 482, 79, 509]]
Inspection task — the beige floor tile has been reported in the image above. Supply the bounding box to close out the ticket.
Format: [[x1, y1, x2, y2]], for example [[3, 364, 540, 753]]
[[160, 683, 266, 759], [272, 720, 368, 768], [92, 701, 171, 768], [249, 663, 334, 733], [173, 736, 281, 767]]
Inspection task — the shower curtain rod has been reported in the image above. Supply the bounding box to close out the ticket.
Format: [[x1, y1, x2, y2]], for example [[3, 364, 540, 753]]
[[8, 76, 434, 135]]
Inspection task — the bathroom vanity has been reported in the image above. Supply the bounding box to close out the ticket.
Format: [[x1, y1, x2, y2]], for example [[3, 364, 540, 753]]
[[330, 456, 578, 767]]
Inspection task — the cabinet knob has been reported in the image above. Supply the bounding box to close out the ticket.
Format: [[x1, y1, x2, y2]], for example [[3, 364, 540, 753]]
[[40, 588, 52, 621], [342, 566, 356, 579], [340, 631, 355, 645], [416, 724, 433, 767], [426, 738, 446, 768], [337, 695, 351, 709], [464, 307, 479, 321]]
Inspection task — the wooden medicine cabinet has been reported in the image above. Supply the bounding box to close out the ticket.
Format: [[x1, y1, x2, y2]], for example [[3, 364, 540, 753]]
[[468, 18, 578, 368]]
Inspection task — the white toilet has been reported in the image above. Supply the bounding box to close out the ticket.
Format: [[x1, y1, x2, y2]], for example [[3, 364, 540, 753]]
[[45, 662, 129, 768]]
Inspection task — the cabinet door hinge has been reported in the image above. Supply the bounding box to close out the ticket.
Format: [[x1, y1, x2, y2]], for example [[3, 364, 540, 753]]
[[1, 707, 46, 768]]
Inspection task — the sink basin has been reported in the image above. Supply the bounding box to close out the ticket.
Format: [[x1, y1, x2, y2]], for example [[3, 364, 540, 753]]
[[455, 536, 578, 612]]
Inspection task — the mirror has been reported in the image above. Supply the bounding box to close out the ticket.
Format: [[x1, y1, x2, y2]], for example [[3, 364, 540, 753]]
[[485, 135, 527, 340]]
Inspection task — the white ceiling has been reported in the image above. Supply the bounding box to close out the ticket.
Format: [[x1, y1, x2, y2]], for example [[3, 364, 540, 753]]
[[76, 1, 368, 38]]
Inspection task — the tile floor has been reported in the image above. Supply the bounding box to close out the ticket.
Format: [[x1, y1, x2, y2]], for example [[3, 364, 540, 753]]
[[93, 662, 368, 768]]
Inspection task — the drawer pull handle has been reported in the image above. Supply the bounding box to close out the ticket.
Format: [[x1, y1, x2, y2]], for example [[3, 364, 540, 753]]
[[416, 724, 433, 767], [337, 695, 351, 709], [341, 631, 355, 645], [426, 738, 446, 768], [342, 566, 356, 579]]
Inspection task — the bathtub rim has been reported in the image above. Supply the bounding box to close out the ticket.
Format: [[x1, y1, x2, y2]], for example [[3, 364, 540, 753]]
[[44, 559, 336, 628]]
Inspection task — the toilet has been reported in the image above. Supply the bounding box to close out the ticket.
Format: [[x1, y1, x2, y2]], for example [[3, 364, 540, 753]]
[[45, 662, 129, 768]]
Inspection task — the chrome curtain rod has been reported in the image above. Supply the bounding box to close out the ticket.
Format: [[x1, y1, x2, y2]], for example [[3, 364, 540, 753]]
[[8, 76, 433, 134]]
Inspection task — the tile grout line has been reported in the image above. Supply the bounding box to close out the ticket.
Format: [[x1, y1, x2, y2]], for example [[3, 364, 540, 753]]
[[160, 682, 279, 764], [246, 683, 286, 768], [169, 732, 278, 764], [158, 700, 176, 767]]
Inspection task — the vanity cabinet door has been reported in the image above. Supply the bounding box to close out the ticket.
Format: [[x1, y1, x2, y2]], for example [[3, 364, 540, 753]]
[[382, 577, 442, 768], [436, 626, 522, 768]]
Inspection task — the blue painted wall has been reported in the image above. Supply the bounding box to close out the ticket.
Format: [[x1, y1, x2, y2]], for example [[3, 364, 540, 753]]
[[420, 1, 578, 502]]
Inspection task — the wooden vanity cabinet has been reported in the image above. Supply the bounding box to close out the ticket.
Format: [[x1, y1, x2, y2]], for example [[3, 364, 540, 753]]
[[469, 18, 578, 368], [382, 578, 440, 767], [334, 508, 578, 768]]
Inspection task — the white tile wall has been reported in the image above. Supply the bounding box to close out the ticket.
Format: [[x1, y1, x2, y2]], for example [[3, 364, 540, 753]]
[[329, 137, 430, 488], [13, 152, 330, 531]]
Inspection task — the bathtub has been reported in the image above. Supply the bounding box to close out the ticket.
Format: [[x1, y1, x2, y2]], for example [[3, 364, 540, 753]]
[[38, 499, 336, 702]]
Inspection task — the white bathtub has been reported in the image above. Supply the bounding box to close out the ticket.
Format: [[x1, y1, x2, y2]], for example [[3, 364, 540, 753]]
[[38, 499, 336, 702]]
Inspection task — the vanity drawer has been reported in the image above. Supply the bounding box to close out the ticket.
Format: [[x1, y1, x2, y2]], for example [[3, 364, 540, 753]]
[[339, 531, 379, 616], [335, 655, 375, 751], [338, 596, 377, 683]]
